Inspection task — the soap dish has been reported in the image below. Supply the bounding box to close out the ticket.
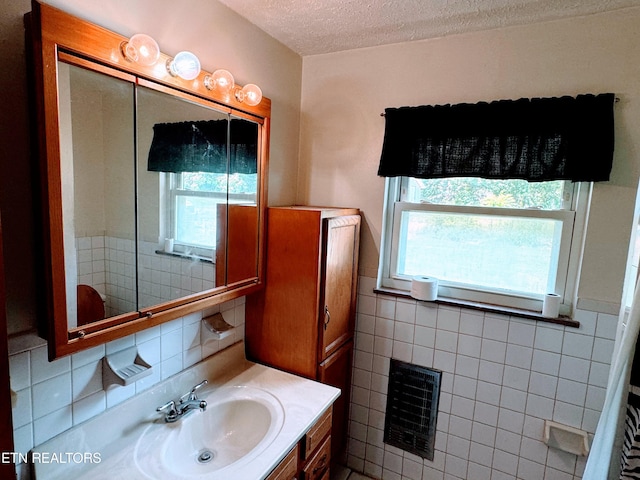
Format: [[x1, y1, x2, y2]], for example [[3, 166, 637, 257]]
[[202, 312, 233, 339], [102, 346, 152, 388], [543, 420, 590, 456]]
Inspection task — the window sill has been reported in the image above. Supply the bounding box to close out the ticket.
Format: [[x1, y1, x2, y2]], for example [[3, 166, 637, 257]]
[[155, 250, 213, 264], [373, 287, 580, 328]]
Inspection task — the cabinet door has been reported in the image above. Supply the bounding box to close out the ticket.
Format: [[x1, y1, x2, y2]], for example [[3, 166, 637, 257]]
[[302, 435, 331, 480], [318, 340, 353, 465], [320, 215, 360, 360], [265, 445, 298, 480]]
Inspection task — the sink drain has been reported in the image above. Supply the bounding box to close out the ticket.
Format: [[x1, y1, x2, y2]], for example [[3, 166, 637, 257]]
[[197, 449, 215, 464]]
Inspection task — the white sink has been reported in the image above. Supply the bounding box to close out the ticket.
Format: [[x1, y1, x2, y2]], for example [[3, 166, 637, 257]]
[[134, 386, 285, 479], [30, 343, 340, 480]]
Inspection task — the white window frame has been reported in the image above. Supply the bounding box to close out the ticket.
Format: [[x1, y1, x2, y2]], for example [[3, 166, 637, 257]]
[[165, 172, 255, 258], [378, 177, 592, 314]]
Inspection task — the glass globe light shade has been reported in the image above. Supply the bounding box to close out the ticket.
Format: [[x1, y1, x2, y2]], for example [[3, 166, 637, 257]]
[[204, 69, 235, 95], [122, 34, 160, 66], [167, 51, 201, 80], [239, 83, 262, 106]]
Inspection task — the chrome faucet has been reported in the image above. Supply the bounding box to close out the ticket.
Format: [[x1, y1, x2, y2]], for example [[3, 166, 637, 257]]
[[156, 380, 208, 423]]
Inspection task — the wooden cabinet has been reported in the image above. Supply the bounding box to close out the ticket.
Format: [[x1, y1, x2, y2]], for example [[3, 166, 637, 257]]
[[318, 340, 353, 463], [302, 436, 331, 480], [246, 206, 360, 465], [300, 409, 333, 480], [265, 408, 333, 480], [216, 204, 259, 286], [265, 445, 298, 480]]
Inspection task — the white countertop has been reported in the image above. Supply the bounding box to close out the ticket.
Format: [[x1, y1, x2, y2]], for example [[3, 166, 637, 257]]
[[30, 341, 340, 480]]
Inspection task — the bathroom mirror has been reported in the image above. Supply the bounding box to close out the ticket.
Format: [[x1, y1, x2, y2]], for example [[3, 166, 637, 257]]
[[61, 62, 137, 327], [28, 1, 270, 359]]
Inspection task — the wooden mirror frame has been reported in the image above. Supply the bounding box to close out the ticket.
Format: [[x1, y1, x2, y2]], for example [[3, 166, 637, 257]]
[[27, 0, 270, 359]]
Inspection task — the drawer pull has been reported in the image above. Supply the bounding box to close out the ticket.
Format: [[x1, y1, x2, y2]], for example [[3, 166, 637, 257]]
[[312, 453, 327, 475]]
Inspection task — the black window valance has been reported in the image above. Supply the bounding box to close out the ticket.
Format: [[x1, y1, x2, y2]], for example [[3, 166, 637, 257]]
[[229, 119, 259, 175], [377, 93, 615, 182], [147, 118, 258, 174]]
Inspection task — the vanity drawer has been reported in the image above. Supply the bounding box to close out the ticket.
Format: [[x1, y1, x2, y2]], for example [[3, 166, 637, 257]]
[[302, 435, 331, 480], [266, 444, 298, 480], [303, 408, 332, 459]]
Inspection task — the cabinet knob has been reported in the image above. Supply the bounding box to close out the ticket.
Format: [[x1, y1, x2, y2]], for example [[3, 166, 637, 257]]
[[323, 305, 331, 330]]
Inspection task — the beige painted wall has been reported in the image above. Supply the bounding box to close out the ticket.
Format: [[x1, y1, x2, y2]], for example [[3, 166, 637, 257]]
[[0, 0, 301, 334], [299, 8, 640, 308], [69, 65, 135, 240]]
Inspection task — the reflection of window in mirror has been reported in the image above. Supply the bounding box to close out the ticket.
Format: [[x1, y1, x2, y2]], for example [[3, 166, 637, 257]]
[[165, 171, 258, 259], [138, 101, 261, 308]]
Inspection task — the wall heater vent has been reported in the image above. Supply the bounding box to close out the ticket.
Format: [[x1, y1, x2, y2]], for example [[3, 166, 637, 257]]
[[383, 359, 442, 460]]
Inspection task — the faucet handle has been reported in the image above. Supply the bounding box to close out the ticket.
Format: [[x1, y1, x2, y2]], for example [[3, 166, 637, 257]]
[[191, 379, 208, 394], [182, 379, 208, 402], [189, 379, 208, 400], [157, 400, 177, 416]]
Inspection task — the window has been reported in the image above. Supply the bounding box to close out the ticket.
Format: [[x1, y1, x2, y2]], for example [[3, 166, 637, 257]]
[[623, 205, 640, 309], [379, 177, 591, 313], [166, 171, 257, 257]]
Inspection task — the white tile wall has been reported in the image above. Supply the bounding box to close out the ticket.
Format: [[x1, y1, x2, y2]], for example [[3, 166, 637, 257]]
[[76, 236, 216, 318], [9, 298, 245, 479], [347, 276, 615, 480], [137, 240, 215, 309]]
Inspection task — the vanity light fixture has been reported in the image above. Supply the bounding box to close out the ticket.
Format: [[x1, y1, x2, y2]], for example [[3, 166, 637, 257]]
[[204, 69, 235, 96], [121, 39, 261, 104], [167, 51, 201, 80], [121, 33, 160, 66], [235, 83, 263, 106]]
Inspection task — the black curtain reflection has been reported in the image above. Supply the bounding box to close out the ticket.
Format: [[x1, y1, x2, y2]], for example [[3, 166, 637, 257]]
[[147, 119, 258, 174]]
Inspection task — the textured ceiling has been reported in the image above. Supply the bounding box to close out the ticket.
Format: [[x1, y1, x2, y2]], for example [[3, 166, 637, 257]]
[[217, 0, 640, 55]]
